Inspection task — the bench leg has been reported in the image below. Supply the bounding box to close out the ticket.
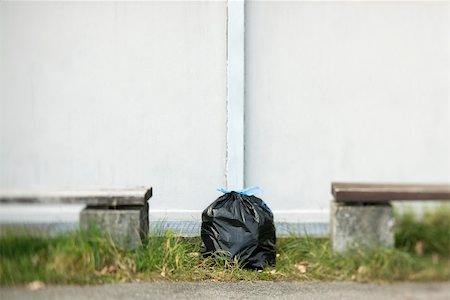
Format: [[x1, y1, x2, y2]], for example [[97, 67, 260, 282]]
[[330, 201, 394, 253], [80, 203, 148, 249]]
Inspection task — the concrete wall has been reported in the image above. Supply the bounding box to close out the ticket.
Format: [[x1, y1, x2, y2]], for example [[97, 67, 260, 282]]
[[245, 1, 450, 222], [0, 1, 227, 215], [1, 1, 449, 228]]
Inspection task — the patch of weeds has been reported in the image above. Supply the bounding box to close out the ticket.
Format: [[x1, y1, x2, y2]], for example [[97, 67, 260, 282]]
[[0, 228, 136, 285], [1, 205, 449, 285], [395, 203, 450, 257], [134, 231, 199, 279]]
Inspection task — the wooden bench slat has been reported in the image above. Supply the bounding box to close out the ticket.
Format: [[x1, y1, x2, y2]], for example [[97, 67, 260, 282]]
[[332, 183, 450, 203], [0, 187, 152, 207]]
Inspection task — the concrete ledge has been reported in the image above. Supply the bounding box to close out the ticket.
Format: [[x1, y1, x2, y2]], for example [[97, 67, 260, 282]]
[[0, 187, 152, 249], [0, 188, 152, 207], [330, 201, 394, 253], [80, 205, 148, 249], [147, 221, 329, 237]]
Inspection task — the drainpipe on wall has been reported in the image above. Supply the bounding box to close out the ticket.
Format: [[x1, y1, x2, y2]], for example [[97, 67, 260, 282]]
[[226, 0, 245, 190]]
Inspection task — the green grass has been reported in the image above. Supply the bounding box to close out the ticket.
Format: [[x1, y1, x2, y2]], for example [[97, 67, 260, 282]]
[[1, 205, 449, 285]]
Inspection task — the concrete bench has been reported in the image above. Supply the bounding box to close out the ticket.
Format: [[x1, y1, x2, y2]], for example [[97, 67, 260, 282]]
[[0, 187, 152, 249], [330, 183, 450, 253]]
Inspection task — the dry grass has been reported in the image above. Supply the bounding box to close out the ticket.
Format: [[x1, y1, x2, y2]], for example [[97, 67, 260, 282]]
[[1, 205, 449, 285]]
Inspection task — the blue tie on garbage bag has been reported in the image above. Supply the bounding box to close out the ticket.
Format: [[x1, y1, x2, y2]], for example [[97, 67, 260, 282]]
[[216, 186, 262, 197], [201, 186, 276, 269]]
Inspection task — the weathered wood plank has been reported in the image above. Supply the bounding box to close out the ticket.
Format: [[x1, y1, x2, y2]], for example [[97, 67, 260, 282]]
[[0, 187, 152, 207], [332, 183, 450, 203]]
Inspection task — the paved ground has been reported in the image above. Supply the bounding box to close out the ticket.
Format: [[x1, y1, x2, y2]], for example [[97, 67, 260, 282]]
[[2, 282, 450, 300]]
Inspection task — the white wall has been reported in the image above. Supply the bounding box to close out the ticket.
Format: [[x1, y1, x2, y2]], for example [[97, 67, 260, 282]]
[[0, 1, 227, 214], [1, 1, 449, 227], [246, 1, 450, 222]]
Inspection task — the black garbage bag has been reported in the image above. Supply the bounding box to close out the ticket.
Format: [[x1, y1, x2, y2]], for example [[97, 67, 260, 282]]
[[201, 187, 276, 269]]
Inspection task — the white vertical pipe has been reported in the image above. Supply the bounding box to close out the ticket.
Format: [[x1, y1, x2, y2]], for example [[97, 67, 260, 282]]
[[226, 0, 245, 190]]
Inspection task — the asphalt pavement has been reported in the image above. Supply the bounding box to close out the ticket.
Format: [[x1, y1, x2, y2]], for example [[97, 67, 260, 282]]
[[2, 281, 449, 300]]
